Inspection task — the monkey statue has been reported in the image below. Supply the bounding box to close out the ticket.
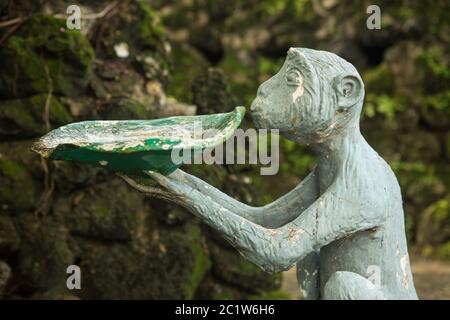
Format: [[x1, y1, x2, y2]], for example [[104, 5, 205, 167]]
[[121, 48, 418, 300]]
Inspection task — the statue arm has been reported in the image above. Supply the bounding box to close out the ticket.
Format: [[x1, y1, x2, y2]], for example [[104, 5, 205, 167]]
[[141, 171, 384, 273], [164, 169, 319, 228]]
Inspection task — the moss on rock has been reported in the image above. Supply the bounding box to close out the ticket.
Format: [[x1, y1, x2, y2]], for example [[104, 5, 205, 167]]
[[15, 215, 74, 290], [132, 0, 165, 50], [209, 243, 281, 294], [167, 43, 210, 102], [53, 161, 103, 194], [180, 223, 212, 299], [0, 215, 20, 254], [0, 14, 94, 98], [55, 177, 143, 241], [0, 159, 36, 213], [74, 221, 211, 299], [91, 1, 169, 84], [192, 67, 235, 114], [0, 94, 72, 137], [101, 97, 152, 120], [195, 274, 242, 299]]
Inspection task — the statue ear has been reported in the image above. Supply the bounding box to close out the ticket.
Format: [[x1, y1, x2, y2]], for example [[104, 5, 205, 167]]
[[333, 75, 364, 109]]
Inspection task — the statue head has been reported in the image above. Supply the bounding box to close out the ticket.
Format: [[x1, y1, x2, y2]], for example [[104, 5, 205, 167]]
[[250, 48, 365, 144]]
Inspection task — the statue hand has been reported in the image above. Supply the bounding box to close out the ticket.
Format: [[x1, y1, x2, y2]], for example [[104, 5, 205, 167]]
[[117, 169, 209, 211], [117, 170, 198, 208], [144, 169, 206, 210]]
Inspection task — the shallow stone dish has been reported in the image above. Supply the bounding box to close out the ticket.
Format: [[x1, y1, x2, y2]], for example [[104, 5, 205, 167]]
[[32, 106, 245, 175]]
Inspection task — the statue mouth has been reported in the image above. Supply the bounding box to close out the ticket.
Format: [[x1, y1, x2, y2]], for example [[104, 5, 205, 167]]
[[251, 110, 265, 129]]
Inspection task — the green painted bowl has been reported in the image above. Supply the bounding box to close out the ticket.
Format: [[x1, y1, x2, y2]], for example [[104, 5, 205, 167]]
[[31, 107, 245, 175]]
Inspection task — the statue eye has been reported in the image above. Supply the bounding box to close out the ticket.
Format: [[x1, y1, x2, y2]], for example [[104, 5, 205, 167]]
[[286, 69, 302, 86]]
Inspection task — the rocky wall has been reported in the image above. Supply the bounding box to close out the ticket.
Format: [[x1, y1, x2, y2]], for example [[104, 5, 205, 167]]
[[0, 1, 283, 299]]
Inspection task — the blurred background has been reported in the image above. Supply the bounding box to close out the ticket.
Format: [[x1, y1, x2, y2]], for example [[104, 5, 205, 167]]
[[0, 0, 448, 299]]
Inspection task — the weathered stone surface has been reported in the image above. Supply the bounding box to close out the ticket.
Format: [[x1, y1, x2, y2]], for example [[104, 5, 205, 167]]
[[0, 215, 20, 254], [0, 261, 11, 298], [0, 94, 72, 138], [91, 60, 145, 99], [192, 68, 235, 114], [93, 0, 169, 83], [15, 215, 74, 289], [101, 97, 152, 120], [53, 161, 102, 194], [195, 274, 242, 299], [189, 28, 224, 64], [0, 2, 286, 301], [0, 158, 36, 213], [55, 178, 142, 241], [156, 206, 191, 226], [168, 43, 210, 102], [0, 15, 94, 98], [76, 222, 211, 299], [31, 287, 80, 300], [210, 243, 281, 294], [0, 140, 43, 178]]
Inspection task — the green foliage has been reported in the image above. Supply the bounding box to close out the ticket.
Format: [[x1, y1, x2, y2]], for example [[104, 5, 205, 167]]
[[133, 0, 165, 49], [102, 98, 152, 120], [219, 53, 258, 106], [428, 198, 449, 222], [259, 0, 286, 15], [364, 94, 404, 120], [418, 48, 450, 80], [436, 242, 450, 260], [362, 62, 402, 119], [167, 44, 209, 102], [417, 47, 450, 94], [280, 138, 315, 177], [257, 0, 314, 21], [363, 63, 395, 95]]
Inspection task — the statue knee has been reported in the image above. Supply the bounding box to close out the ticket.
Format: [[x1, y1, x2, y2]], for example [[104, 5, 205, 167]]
[[323, 271, 385, 300]]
